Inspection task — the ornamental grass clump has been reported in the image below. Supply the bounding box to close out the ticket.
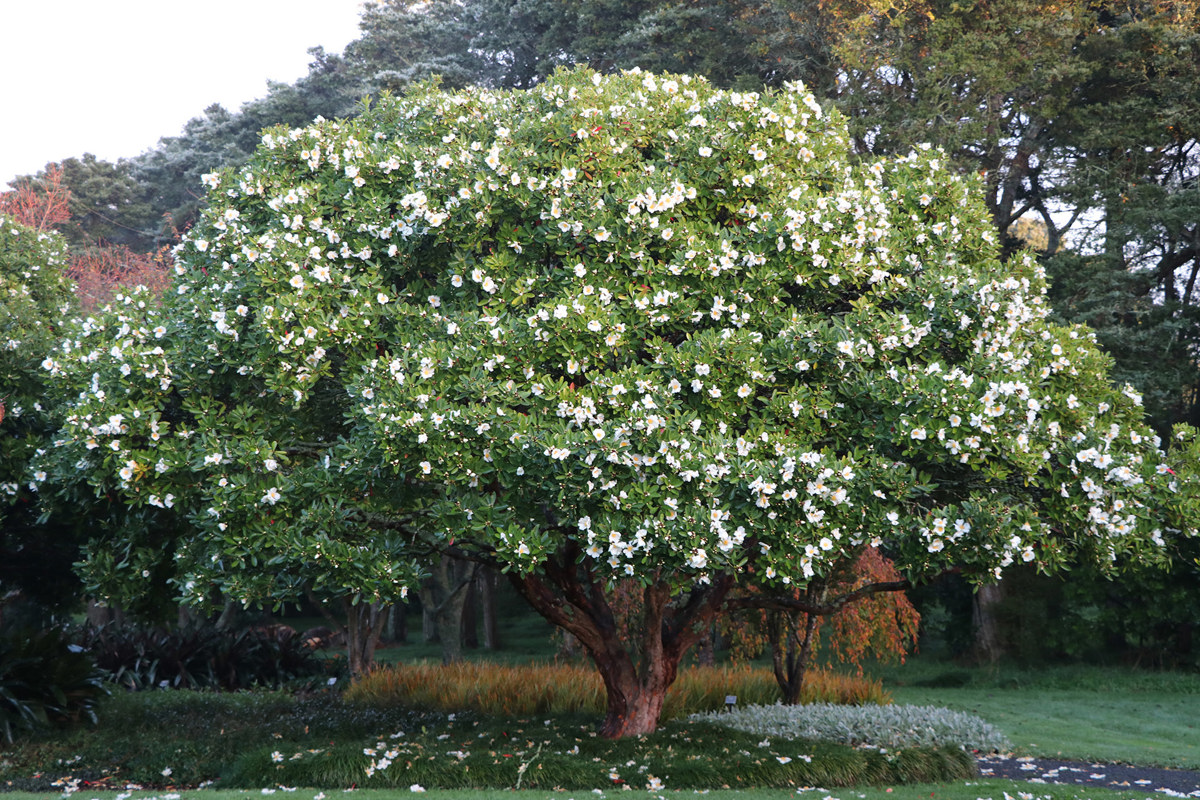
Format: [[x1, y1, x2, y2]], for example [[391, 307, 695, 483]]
[[345, 662, 886, 717], [691, 702, 1011, 752]]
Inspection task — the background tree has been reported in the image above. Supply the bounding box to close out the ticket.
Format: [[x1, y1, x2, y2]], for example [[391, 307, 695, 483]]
[[52, 155, 161, 252], [0, 214, 81, 614], [1042, 1, 1200, 433], [726, 548, 919, 705], [0, 166, 72, 232], [37, 68, 1200, 736]]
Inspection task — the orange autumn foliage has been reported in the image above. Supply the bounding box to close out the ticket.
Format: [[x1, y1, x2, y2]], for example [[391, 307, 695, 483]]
[[724, 548, 920, 703], [2, 164, 173, 309], [0, 165, 71, 231], [68, 244, 174, 311]]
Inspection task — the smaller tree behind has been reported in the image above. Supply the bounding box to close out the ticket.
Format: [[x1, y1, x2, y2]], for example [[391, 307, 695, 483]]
[[727, 550, 919, 704]]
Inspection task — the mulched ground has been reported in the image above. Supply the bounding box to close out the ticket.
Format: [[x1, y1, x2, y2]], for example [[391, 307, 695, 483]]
[[977, 755, 1200, 797]]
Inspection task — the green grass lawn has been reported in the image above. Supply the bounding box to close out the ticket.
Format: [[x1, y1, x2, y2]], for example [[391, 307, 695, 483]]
[[888, 686, 1200, 768], [0, 781, 1173, 800], [876, 661, 1200, 768]]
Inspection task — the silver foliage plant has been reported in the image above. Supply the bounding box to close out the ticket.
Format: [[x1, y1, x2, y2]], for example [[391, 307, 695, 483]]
[[691, 702, 1012, 752]]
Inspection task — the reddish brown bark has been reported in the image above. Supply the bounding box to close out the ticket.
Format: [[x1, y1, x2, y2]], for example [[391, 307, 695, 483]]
[[509, 544, 733, 738]]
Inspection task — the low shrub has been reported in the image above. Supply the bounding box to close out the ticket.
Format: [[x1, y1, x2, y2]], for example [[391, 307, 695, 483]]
[[0, 626, 108, 742], [0, 690, 428, 789], [690, 702, 1012, 752], [345, 662, 887, 717], [78, 622, 331, 691]]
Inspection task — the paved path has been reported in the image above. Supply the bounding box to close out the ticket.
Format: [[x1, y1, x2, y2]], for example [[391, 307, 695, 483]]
[[977, 755, 1200, 797]]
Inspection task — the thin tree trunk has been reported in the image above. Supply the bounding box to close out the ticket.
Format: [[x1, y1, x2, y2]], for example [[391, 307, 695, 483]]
[[420, 577, 439, 643], [343, 600, 388, 676], [462, 573, 479, 649], [480, 568, 501, 650], [391, 601, 408, 644], [972, 582, 1005, 663], [774, 611, 819, 705], [304, 587, 388, 676], [214, 599, 239, 630], [429, 555, 478, 665]]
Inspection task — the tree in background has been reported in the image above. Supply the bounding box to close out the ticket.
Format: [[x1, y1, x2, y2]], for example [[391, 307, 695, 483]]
[[725, 548, 919, 705], [68, 245, 173, 312], [827, 0, 1200, 430], [0, 166, 71, 232], [36, 69, 1200, 736], [0, 214, 80, 614], [53, 155, 162, 252]]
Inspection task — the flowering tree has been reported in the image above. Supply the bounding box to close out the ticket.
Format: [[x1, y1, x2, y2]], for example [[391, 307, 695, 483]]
[[37, 68, 1199, 735], [0, 215, 81, 608], [37, 279, 415, 672]]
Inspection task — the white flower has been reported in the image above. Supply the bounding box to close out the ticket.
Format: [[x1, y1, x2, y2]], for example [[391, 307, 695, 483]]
[[264, 458, 278, 471], [261, 487, 282, 505], [377, 292, 390, 304], [409, 785, 425, 793]]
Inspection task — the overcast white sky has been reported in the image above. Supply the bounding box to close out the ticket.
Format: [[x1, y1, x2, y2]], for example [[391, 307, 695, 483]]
[[1, 0, 366, 188]]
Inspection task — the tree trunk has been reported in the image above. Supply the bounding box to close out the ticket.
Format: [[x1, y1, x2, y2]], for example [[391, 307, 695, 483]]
[[480, 567, 501, 650], [509, 545, 733, 738], [344, 600, 388, 676], [304, 586, 389, 676], [594, 650, 673, 738], [214, 599, 239, 630], [391, 601, 408, 644], [427, 555, 479, 665], [972, 582, 1005, 663], [86, 599, 124, 628], [696, 623, 715, 667], [772, 610, 819, 705], [420, 578, 439, 643], [462, 573, 479, 649]]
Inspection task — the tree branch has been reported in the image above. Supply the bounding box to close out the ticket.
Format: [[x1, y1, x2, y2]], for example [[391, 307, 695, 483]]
[[727, 579, 911, 617]]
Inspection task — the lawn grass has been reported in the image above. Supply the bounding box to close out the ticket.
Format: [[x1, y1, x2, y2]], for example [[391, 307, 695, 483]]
[[887, 687, 1200, 768], [875, 661, 1200, 769], [0, 780, 1174, 800]]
